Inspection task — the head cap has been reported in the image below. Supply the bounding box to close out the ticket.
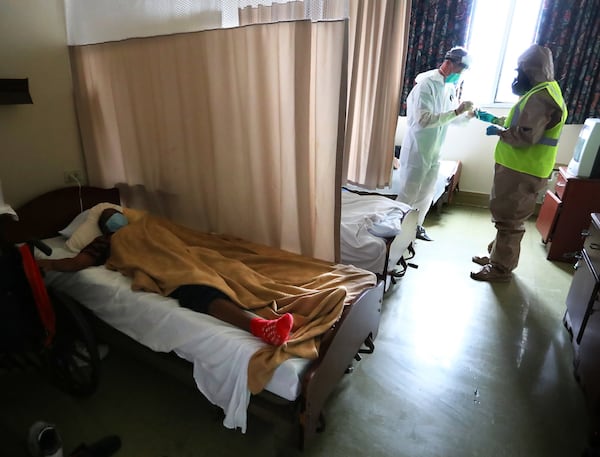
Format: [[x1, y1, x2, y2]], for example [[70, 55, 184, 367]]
[[444, 46, 472, 69], [517, 44, 554, 84]]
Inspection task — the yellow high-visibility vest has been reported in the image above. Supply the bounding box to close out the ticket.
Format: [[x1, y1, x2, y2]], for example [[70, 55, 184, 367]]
[[495, 80, 567, 178]]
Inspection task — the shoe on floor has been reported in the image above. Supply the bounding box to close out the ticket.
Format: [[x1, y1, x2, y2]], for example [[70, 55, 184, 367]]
[[69, 435, 121, 457], [416, 226, 433, 241], [472, 255, 490, 266], [470, 264, 512, 282]]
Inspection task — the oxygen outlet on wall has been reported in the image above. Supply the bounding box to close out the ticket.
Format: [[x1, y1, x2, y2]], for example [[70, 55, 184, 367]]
[[64, 170, 84, 185]]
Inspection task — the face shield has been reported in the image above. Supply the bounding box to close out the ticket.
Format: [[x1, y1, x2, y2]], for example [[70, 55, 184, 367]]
[[445, 47, 472, 70], [444, 47, 471, 85]]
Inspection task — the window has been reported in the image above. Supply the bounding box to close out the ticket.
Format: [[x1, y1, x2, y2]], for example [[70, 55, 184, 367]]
[[461, 0, 543, 106]]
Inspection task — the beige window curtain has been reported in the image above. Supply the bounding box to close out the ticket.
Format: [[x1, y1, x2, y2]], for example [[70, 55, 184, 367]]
[[69, 20, 347, 262], [343, 0, 410, 189]]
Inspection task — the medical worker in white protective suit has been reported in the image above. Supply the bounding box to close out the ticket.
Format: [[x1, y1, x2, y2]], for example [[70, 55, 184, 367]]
[[397, 46, 475, 241]]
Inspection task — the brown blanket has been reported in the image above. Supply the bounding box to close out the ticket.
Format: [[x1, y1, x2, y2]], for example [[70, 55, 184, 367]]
[[106, 209, 377, 393]]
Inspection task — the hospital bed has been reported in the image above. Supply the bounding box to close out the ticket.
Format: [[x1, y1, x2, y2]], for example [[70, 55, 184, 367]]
[[340, 189, 418, 289], [4, 185, 384, 450]]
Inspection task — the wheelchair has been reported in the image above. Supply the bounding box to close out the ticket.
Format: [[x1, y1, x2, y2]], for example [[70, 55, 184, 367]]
[[0, 238, 101, 397]]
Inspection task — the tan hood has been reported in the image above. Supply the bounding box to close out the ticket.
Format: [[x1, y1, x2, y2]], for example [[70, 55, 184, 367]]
[[517, 44, 555, 85]]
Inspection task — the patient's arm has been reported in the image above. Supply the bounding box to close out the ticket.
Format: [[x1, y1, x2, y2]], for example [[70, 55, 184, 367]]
[[37, 252, 97, 273], [37, 233, 111, 273]]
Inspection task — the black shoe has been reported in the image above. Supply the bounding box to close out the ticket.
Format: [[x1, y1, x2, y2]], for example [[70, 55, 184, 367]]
[[416, 226, 433, 241], [69, 435, 121, 457]]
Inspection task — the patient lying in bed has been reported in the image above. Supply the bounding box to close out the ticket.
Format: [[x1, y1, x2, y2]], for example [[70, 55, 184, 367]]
[[37, 208, 294, 346], [34, 203, 378, 432]]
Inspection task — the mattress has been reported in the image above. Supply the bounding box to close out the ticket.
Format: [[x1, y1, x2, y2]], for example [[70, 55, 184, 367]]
[[432, 160, 459, 206], [340, 190, 412, 274], [38, 236, 309, 433]]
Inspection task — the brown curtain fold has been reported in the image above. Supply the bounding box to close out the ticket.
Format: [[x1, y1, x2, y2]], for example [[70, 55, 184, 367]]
[[70, 20, 347, 262], [238, 0, 411, 191], [343, 0, 411, 190]]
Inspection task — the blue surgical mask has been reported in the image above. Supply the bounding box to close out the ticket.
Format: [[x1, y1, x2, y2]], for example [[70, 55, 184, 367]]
[[105, 213, 128, 233], [445, 73, 460, 84]]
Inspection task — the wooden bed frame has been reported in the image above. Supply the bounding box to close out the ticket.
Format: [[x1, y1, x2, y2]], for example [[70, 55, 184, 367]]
[[4, 185, 384, 450]]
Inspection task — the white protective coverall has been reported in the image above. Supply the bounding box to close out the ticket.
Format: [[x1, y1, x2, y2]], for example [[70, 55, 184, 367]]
[[397, 69, 467, 225]]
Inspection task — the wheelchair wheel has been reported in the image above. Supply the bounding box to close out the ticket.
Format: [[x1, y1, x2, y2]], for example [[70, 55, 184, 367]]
[[42, 293, 100, 397]]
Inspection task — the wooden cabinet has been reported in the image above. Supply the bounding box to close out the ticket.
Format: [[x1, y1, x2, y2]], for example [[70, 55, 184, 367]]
[[536, 167, 600, 262], [564, 213, 600, 450]]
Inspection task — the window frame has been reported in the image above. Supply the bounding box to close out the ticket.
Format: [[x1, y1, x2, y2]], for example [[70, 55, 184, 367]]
[[464, 0, 543, 107]]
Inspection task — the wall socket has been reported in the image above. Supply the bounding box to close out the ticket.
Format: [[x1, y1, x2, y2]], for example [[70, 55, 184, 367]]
[[64, 170, 85, 184]]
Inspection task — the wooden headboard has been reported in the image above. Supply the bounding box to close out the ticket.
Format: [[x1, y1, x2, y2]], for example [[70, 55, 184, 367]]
[[3, 186, 120, 243]]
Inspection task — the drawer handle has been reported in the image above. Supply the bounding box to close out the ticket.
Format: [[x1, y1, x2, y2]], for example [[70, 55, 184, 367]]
[[590, 242, 600, 250], [556, 182, 566, 187], [582, 230, 591, 237]]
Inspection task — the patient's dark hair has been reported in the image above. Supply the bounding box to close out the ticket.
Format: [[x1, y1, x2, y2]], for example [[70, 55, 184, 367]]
[[98, 208, 121, 235]]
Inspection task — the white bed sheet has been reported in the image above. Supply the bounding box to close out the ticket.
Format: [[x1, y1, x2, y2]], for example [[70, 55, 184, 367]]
[[432, 160, 458, 206], [38, 237, 309, 433], [340, 190, 412, 274]]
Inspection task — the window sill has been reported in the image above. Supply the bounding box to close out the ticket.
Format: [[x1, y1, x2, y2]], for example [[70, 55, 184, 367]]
[[477, 102, 513, 110]]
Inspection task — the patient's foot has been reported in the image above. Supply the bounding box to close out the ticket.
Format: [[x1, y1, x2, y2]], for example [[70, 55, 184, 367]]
[[250, 313, 294, 346]]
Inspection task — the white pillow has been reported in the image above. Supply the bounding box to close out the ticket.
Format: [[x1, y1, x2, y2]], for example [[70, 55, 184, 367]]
[[58, 209, 90, 238], [65, 202, 122, 253]]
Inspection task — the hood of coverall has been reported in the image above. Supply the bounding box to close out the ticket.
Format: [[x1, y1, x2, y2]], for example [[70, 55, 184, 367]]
[[414, 69, 443, 85], [517, 44, 554, 85]]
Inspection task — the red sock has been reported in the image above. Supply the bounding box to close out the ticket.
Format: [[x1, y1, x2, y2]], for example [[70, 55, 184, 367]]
[[250, 313, 293, 346]]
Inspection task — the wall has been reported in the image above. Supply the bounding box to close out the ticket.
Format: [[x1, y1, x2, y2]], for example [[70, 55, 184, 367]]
[[0, 0, 85, 208], [0, 0, 585, 209]]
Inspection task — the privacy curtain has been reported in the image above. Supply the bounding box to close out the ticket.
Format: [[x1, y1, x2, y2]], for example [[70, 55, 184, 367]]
[[535, 0, 600, 124], [239, 0, 411, 190], [69, 20, 347, 262], [343, 0, 411, 190], [399, 0, 474, 115]]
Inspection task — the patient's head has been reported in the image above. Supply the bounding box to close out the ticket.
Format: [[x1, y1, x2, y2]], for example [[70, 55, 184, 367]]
[[98, 208, 128, 235]]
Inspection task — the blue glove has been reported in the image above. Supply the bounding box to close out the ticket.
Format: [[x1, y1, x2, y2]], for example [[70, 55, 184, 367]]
[[486, 125, 502, 136], [476, 110, 497, 123]]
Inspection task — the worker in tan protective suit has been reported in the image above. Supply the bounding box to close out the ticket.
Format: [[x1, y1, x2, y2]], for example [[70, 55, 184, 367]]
[[471, 44, 567, 282], [397, 46, 475, 242]]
